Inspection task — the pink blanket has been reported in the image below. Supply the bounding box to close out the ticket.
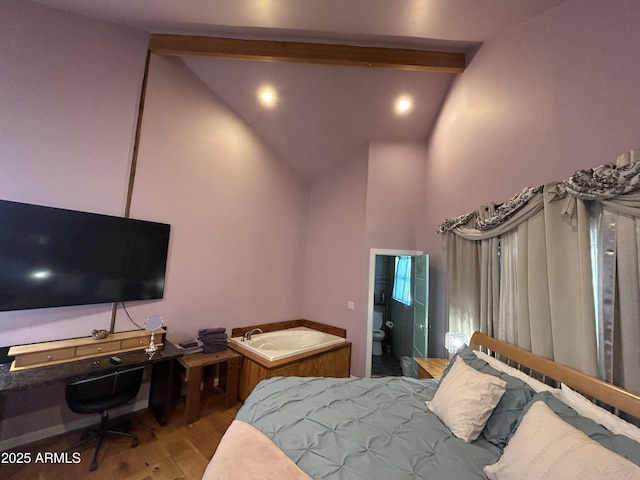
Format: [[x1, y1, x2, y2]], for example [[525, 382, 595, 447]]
[[202, 420, 312, 480]]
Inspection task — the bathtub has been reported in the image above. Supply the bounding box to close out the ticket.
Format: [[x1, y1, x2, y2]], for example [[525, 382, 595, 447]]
[[229, 326, 346, 361]]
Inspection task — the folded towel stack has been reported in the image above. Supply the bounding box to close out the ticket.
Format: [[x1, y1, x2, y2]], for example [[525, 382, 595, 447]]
[[198, 327, 228, 353]]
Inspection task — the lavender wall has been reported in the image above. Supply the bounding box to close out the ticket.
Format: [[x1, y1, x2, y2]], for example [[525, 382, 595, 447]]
[[127, 54, 309, 339], [0, 1, 148, 346], [301, 141, 428, 376], [423, 0, 640, 337], [302, 149, 369, 374], [365, 142, 427, 251], [0, 3, 310, 350], [0, 0, 149, 449], [365, 142, 428, 369], [0, 2, 310, 448], [5, 0, 640, 448]]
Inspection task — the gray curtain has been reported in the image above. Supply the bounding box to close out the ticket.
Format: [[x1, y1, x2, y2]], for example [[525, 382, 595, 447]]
[[446, 234, 481, 342], [614, 214, 640, 391], [443, 185, 597, 375], [440, 150, 640, 386], [597, 151, 640, 393], [542, 187, 597, 376]]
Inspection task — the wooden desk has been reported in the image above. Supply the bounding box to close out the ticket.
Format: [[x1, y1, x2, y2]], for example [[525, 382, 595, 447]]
[[0, 341, 183, 426], [415, 358, 449, 379], [177, 349, 242, 425]]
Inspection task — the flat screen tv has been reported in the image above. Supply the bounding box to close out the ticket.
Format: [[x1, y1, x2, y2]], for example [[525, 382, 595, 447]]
[[0, 199, 170, 312]]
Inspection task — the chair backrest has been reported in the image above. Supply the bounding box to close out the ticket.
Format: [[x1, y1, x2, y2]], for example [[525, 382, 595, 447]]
[[66, 366, 145, 414]]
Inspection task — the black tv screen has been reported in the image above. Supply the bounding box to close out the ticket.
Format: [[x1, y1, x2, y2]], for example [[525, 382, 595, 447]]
[[0, 199, 170, 312]]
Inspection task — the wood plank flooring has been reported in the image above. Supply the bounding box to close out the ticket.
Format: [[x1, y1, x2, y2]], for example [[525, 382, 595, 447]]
[[2, 388, 241, 480]]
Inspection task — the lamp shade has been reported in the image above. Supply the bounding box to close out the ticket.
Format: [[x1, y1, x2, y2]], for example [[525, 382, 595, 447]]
[[445, 331, 465, 354]]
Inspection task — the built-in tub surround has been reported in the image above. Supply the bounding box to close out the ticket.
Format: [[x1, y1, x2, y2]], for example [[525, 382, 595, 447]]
[[229, 327, 345, 362], [230, 319, 351, 400]]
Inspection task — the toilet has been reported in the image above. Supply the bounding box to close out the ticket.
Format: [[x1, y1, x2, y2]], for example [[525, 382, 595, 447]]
[[372, 311, 386, 356]]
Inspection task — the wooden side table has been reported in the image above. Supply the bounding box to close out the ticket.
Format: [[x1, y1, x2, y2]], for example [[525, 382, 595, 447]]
[[415, 358, 449, 379], [177, 349, 242, 425]]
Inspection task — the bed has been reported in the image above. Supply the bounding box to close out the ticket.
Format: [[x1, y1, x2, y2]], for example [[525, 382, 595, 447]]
[[203, 332, 640, 480]]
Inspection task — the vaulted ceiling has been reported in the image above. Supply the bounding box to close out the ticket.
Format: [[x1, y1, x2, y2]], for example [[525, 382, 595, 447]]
[[32, 0, 570, 181]]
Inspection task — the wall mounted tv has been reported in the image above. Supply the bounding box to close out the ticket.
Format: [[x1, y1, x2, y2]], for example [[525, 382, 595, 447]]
[[0, 199, 170, 312]]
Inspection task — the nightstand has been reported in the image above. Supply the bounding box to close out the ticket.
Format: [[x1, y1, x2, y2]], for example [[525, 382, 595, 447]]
[[415, 358, 449, 379]]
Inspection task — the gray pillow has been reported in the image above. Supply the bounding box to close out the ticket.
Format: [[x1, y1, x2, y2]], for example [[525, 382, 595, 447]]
[[440, 345, 535, 449], [520, 392, 640, 467]]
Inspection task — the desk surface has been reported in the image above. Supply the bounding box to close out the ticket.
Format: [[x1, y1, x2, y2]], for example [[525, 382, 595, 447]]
[[0, 341, 182, 393], [177, 349, 241, 369]]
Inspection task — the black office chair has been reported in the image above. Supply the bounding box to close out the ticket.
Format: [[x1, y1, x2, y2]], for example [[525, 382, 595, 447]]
[[64, 366, 144, 471]]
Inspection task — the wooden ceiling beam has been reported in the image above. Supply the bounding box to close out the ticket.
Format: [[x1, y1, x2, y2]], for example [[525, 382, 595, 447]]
[[148, 34, 465, 73]]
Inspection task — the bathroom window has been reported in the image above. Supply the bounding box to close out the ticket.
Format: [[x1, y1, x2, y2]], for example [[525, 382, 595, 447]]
[[392, 256, 412, 306]]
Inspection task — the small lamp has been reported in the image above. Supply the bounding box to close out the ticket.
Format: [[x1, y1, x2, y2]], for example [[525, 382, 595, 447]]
[[444, 331, 465, 356]]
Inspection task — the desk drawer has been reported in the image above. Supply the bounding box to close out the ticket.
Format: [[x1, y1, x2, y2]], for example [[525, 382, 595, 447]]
[[76, 341, 120, 357], [8, 328, 167, 371], [14, 347, 76, 368], [121, 336, 151, 349]]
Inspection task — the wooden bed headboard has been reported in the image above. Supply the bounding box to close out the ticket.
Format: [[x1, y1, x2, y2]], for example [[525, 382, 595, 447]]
[[469, 331, 640, 420]]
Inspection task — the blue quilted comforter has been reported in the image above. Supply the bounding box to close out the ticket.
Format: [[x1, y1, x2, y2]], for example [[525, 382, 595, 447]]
[[236, 376, 501, 480]]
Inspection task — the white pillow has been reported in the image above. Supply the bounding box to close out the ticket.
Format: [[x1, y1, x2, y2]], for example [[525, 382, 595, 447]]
[[484, 401, 640, 480], [474, 349, 561, 396], [560, 383, 640, 443], [426, 356, 507, 442]]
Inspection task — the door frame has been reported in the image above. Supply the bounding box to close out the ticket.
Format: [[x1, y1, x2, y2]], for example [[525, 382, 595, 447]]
[[366, 248, 423, 377]]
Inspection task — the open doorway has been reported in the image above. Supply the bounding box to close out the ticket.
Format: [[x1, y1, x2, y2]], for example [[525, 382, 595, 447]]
[[365, 248, 425, 377]]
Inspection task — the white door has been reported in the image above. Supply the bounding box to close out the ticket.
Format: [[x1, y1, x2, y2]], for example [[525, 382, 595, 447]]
[[412, 254, 429, 375]]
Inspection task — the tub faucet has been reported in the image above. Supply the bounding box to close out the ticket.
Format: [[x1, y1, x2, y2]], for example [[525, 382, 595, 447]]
[[242, 328, 262, 341]]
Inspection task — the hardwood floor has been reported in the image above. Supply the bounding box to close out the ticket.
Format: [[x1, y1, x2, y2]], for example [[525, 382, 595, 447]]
[[2, 389, 242, 480]]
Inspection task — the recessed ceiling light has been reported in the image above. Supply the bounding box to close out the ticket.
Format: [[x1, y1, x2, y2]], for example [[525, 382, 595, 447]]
[[395, 96, 413, 115], [258, 86, 277, 107]]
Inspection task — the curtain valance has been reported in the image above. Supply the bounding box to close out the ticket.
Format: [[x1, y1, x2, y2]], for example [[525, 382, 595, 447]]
[[438, 150, 640, 237], [563, 150, 640, 200], [442, 148, 640, 391]]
